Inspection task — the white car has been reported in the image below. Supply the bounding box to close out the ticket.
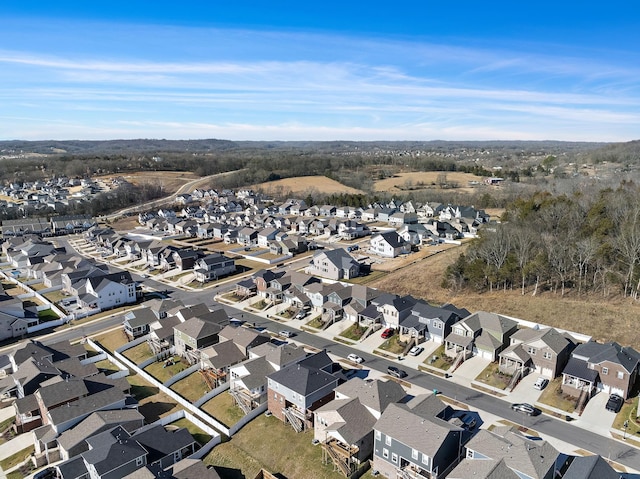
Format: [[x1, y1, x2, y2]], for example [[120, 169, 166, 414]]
[[347, 353, 364, 364], [279, 330, 294, 338], [533, 377, 549, 390], [408, 346, 424, 356]]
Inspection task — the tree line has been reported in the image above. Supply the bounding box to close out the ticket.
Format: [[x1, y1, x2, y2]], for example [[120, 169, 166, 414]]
[[444, 182, 640, 299]]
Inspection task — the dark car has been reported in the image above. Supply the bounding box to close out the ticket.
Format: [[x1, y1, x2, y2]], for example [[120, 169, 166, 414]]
[[381, 328, 394, 339], [605, 394, 623, 413], [511, 403, 537, 416], [388, 366, 408, 378], [34, 467, 56, 479]]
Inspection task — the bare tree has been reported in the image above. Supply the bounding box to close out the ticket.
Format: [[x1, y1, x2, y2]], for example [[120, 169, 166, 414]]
[[512, 226, 537, 295]]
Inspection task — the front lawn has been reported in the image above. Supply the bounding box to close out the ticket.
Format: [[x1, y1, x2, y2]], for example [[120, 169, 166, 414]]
[[537, 377, 578, 413], [423, 345, 452, 371], [306, 316, 324, 329], [339, 323, 367, 341], [201, 392, 245, 428], [0, 446, 34, 471], [204, 414, 346, 479], [170, 372, 210, 403], [475, 362, 511, 390], [250, 299, 269, 310], [378, 336, 407, 355], [612, 401, 640, 439]]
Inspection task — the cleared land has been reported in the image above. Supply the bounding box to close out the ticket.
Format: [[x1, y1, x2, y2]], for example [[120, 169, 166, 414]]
[[369, 244, 640, 346], [373, 171, 485, 193], [251, 175, 364, 196], [98, 171, 199, 192]]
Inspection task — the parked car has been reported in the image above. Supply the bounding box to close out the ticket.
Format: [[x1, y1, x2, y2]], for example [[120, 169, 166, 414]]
[[605, 394, 623, 413], [408, 346, 424, 356], [347, 353, 364, 364], [511, 403, 537, 416], [279, 330, 294, 338], [387, 366, 408, 378], [295, 310, 309, 320], [533, 377, 549, 390], [34, 468, 56, 479], [381, 328, 394, 339]]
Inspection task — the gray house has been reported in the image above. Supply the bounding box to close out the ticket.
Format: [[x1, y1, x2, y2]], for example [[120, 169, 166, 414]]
[[306, 248, 361, 281]]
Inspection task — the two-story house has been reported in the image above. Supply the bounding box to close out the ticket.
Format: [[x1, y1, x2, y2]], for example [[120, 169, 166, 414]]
[[193, 253, 236, 283], [400, 302, 470, 344], [369, 231, 411, 258], [499, 327, 575, 379], [267, 351, 343, 432], [373, 394, 464, 479], [306, 249, 361, 281], [444, 311, 518, 363], [561, 341, 640, 399]]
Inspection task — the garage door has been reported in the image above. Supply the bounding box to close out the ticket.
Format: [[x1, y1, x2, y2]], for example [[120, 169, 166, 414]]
[[542, 367, 553, 377], [610, 386, 625, 396]]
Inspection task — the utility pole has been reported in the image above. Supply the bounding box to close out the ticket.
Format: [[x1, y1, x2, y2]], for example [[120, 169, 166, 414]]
[[623, 419, 629, 440]]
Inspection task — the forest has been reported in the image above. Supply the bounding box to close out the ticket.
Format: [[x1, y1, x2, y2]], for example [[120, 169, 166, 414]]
[[444, 182, 640, 299]]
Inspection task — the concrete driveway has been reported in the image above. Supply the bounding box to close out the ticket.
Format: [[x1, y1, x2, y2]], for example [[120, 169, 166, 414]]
[[573, 391, 616, 437], [451, 356, 491, 385], [507, 373, 546, 405]]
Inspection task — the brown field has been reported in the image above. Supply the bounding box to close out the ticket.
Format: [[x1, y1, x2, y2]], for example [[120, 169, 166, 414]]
[[98, 171, 200, 193], [369, 244, 640, 346], [251, 175, 364, 196], [373, 171, 485, 193]]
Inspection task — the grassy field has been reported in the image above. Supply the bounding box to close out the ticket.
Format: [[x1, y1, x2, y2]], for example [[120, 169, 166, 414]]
[[373, 171, 484, 193], [369, 243, 640, 346], [144, 358, 189, 384], [200, 392, 245, 428], [251, 175, 364, 196], [204, 414, 347, 479]]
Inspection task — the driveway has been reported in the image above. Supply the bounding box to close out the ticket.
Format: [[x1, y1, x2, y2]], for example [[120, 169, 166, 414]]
[[450, 356, 491, 385], [573, 391, 616, 437], [507, 372, 545, 405]]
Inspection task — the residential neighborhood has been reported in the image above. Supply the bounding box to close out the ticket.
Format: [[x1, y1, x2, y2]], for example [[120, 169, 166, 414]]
[[0, 189, 639, 479]]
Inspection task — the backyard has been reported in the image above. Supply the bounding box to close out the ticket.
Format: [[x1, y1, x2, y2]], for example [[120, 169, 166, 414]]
[[144, 357, 190, 384], [169, 417, 213, 446], [123, 342, 155, 364], [93, 330, 131, 353], [94, 359, 120, 376], [170, 371, 211, 403], [200, 392, 245, 428], [204, 414, 354, 479]]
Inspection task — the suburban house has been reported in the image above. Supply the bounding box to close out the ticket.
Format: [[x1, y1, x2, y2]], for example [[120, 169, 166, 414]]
[[314, 378, 407, 476], [267, 350, 343, 432], [498, 327, 575, 379], [373, 394, 464, 479], [131, 424, 198, 469], [123, 308, 158, 339], [369, 231, 411, 258], [306, 248, 361, 281], [451, 426, 567, 479], [399, 302, 470, 343], [373, 294, 417, 329], [173, 313, 228, 361], [66, 271, 137, 311], [561, 341, 640, 399], [193, 253, 236, 283], [171, 249, 201, 271], [444, 311, 518, 363]]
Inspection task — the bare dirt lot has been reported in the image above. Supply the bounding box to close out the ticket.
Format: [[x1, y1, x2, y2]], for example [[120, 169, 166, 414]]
[[98, 171, 200, 192], [373, 171, 486, 193], [369, 244, 640, 346], [251, 175, 364, 196]]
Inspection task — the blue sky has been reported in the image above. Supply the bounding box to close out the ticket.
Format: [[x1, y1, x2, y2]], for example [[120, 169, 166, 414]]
[[1, 1, 638, 142]]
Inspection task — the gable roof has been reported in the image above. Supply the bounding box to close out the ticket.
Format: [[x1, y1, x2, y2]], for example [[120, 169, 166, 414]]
[[132, 425, 195, 462], [82, 426, 147, 475], [316, 397, 377, 445], [459, 311, 518, 335], [334, 378, 406, 415], [174, 317, 221, 341], [573, 341, 640, 373], [563, 454, 620, 479]]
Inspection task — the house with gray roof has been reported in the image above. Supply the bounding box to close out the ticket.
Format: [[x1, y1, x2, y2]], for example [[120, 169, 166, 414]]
[[267, 351, 342, 432], [57, 409, 145, 460], [562, 454, 622, 479], [456, 426, 568, 479], [218, 325, 271, 356], [79, 425, 148, 479], [173, 317, 223, 361], [373, 394, 464, 479], [444, 311, 518, 363], [306, 248, 361, 281], [561, 341, 640, 399], [401, 302, 470, 344], [132, 424, 197, 469], [499, 327, 575, 379], [123, 307, 158, 339], [193, 253, 236, 283]]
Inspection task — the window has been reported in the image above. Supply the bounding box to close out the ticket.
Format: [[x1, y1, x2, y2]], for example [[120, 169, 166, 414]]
[[383, 448, 389, 459], [375, 430, 381, 441], [422, 453, 429, 465], [136, 456, 144, 466], [617, 371, 624, 379], [385, 436, 392, 446], [602, 367, 608, 375], [527, 347, 536, 355], [543, 351, 552, 359], [412, 448, 419, 460], [467, 449, 473, 459], [392, 453, 398, 463]]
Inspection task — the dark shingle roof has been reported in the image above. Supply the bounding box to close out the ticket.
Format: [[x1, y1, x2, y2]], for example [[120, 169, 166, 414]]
[[132, 425, 195, 463], [82, 426, 147, 476], [563, 357, 599, 382]]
